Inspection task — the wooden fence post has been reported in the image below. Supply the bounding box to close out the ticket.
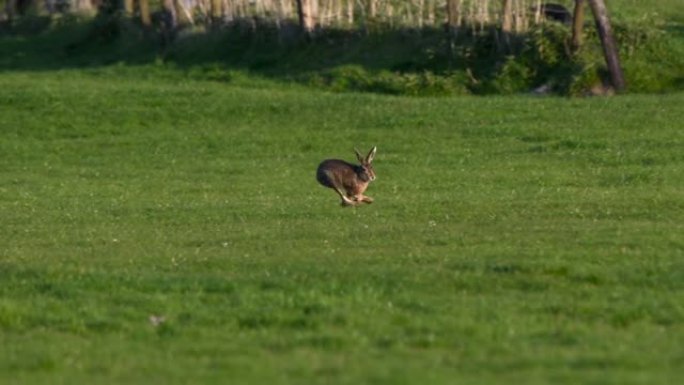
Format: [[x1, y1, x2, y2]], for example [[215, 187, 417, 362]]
[[571, 0, 585, 52], [588, 0, 625, 91]]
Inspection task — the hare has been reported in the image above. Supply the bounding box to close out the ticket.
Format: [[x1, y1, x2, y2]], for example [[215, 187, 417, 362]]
[[316, 147, 377, 206]]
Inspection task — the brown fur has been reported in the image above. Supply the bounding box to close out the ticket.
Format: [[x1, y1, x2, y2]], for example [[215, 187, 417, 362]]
[[316, 147, 377, 206]]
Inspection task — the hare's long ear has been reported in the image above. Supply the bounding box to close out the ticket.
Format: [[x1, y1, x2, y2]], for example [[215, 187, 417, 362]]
[[354, 148, 364, 163], [366, 146, 377, 163]]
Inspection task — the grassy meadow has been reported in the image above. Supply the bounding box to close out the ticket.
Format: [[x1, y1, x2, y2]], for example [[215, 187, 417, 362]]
[[1, 69, 683, 384]]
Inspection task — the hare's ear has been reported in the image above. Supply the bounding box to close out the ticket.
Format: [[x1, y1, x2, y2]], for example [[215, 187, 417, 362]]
[[354, 148, 364, 163], [366, 146, 377, 163]]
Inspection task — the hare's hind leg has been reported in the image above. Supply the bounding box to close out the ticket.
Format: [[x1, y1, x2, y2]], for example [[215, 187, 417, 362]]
[[333, 187, 357, 206], [357, 195, 373, 204]]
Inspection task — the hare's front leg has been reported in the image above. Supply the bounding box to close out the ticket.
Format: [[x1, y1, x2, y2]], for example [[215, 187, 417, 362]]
[[357, 195, 374, 204]]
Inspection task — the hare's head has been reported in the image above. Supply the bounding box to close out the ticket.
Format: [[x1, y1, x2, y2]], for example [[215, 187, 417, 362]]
[[354, 146, 377, 182]]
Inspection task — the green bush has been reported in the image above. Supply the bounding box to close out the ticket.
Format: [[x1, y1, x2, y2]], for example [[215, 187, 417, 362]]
[[315, 65, 469, 96], [490, 56, 534, 94]]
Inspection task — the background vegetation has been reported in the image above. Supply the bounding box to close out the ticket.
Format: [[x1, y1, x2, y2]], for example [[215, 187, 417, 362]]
[[1, 0, 683, 95]]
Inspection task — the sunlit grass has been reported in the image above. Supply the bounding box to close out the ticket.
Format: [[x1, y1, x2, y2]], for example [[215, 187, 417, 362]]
[[1, 71, 683, 384]]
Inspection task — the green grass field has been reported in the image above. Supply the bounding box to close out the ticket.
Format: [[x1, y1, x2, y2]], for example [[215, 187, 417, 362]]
[[1, 70, 683, 384]]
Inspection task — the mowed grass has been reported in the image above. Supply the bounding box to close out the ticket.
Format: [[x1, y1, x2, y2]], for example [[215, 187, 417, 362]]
[[1, 70, 683, 384]]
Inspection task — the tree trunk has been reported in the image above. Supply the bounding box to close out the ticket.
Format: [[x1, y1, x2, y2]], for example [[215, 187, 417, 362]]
[[478, 0, 489, 32], [176, 0, 195, 25], [45, 0, 57, 14], [446, 0, 462, 36], [513, 0, 525, 32], [571, 0, 585, 52], [446, 0, 461, 33], [74, 0, 93, 13], [4, 0, 18, 21], [534, 0, 542, 24], [311, 0, 318, 27], [500, 0, 513, 50], [139, 0, 151, 26], [296, 0, 303, 29], [417, 0, 424, 28], [296, 0, 316, 35], [157, 0, 178, 47], [367, 0, 375, 19], [587, 0, 625, 91], [334, 0, 342, 25], [163, 0, 178, 29], [211, 0, 222, 25], [124, 0, 134, 15], [502, 0, 512, 33]]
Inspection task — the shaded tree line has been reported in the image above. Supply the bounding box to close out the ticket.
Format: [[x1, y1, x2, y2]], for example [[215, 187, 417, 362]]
[[1, 1, 582, 33], [1, 0, 623, 91]]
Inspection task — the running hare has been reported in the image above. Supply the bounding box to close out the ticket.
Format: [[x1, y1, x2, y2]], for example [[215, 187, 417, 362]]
[[316, 147, 377, 206]]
